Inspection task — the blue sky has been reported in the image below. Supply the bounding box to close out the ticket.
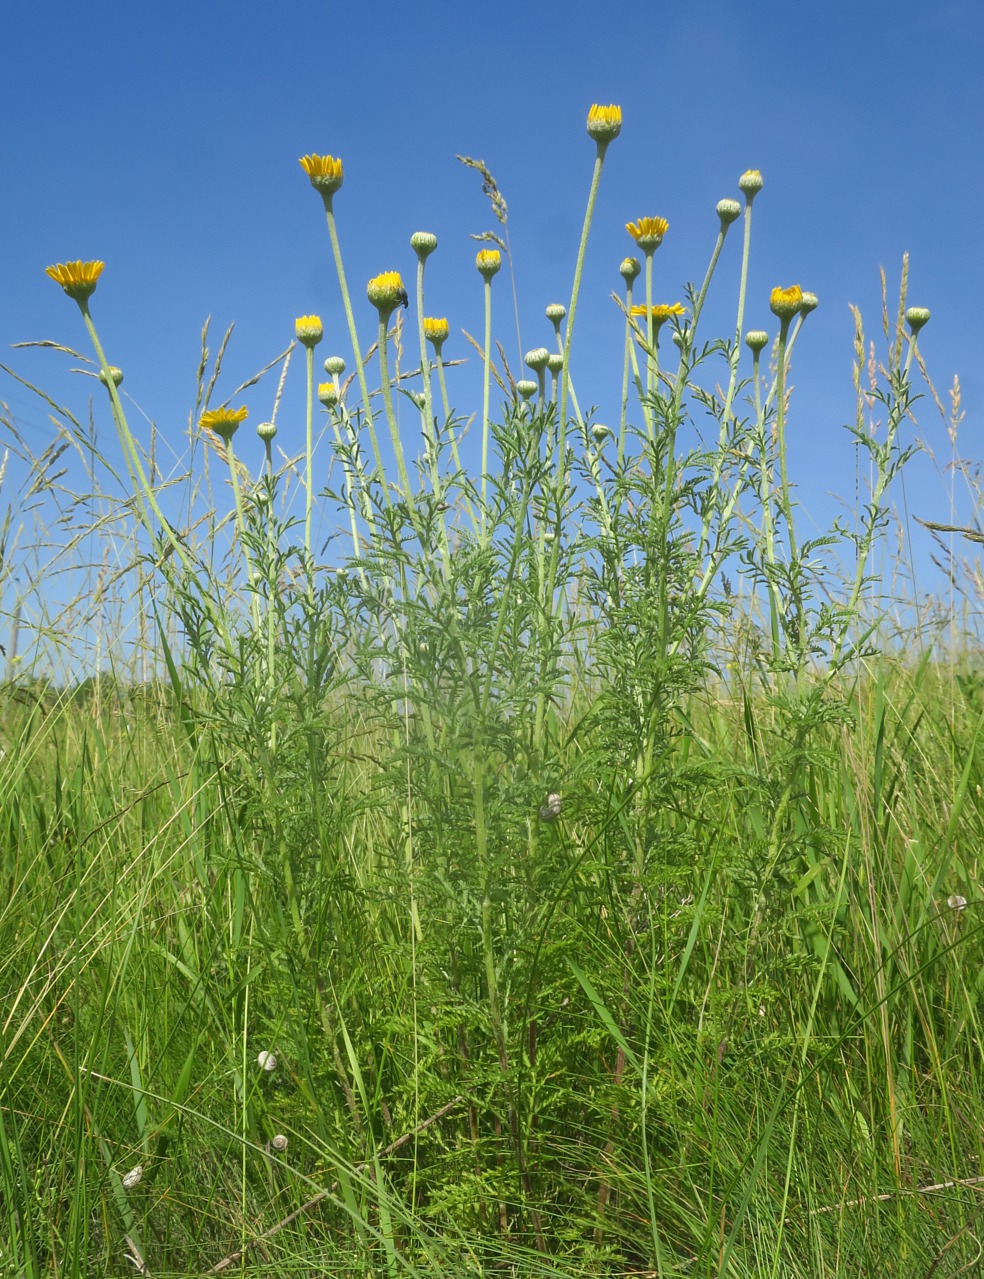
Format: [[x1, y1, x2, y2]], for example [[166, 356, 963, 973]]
[[2, 0, 982, 670]]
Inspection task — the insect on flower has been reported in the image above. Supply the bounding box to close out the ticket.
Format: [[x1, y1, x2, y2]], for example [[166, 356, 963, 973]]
[[395, 286, 409, 309]]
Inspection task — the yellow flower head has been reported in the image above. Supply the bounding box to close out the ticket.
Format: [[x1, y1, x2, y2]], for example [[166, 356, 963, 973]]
[[317, 381, 339, 408], [587, 104, 622, 143], [423, 317, 450, 347], [626, 217, 669, 253], [769, 285, 803, 321], [631, 303, 686, 325], [295, 315, 324, 347], [45, 259, 105, 303], [367, 271, 409, 314], [475, 248, 501, 280], [200, 406, 248, 442], [299, 153, 344, 199]]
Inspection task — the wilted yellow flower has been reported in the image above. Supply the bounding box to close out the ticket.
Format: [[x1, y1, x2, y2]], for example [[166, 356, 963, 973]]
[[295, 315, 323, 347], [200, 406, 248, 442], [475, 249, 501, 280], [299, 153, 344, 198], [367, 271, 409, 314], [769, 285, 803, 320], [45, 259, 105, 302], [587, 104, 622, 143], [423, 317, 449, 346], [626, 217, 669, 252]]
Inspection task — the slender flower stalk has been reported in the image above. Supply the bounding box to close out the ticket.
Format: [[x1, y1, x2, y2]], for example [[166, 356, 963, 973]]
[[366, 272, 414, 505], [295, 315, 323, 565], [476, 248, 501, 530], [618, 256, 641, 459], [46, 261, 190, 571], [626, 217, 669, 402], [201, 407, 262, 633], [299, 154, 389, 505], [558, 105, 621, 470], [411, 233, 440, 487]]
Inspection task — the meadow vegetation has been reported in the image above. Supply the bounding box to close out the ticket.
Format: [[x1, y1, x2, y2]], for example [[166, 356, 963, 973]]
[[1, 105, 983, 1278]]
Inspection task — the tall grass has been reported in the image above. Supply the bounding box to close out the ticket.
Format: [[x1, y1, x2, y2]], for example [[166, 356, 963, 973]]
[[1, 107, 983, 1278]]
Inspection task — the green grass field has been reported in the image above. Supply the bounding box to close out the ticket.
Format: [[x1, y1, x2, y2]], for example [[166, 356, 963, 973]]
[[2, 108, 983, 1278]]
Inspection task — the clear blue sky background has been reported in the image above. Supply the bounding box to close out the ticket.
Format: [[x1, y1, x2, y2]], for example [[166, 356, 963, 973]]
[[1, 0, 982, 672]]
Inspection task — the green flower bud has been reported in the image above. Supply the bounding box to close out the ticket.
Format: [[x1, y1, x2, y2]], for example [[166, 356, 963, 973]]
[[739, 169, 764, 198], [906, 306, 930, 334], [256, 420, 277, 442], [516, 380, 538, 401], [745, 330, 770, 353], [524, 347, 551, 371], [410, 231, 438, 259], [98, 365, 124, 388], [324, 355, 346, 376], [620, 256, 641, 282], [716, 198, 742, 226]]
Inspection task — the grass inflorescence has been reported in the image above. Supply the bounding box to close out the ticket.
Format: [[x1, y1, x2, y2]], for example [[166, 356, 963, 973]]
[[1, 105, 983, 1279]]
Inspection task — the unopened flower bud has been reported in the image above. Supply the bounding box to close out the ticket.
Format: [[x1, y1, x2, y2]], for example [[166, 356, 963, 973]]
[[739, 169, 764, 198], [410, 231, 438, 259], [586, 103, 622, 143], [295, 315, 323, 348], [516, 380, 538, 401], [769, 285, 803, 320], [591, 423, 612, 444], [906, 306, 931, 334], [98, 365, 124, 388], [716, 198, 742, 226], [423, 317, 450, 348], [546, 353, 564, 374], [475, 249, 501, 281], [799, 291, 819, 315], [256, 421, 277, 442], [619, 257, 641, 283], [367, 271, 409, 314], [524, 347, 551, 371], [318, 382, 339, 408], [745, 330, 770, 353], [545, 303, 566, 327], [324, 355, 346, 376]]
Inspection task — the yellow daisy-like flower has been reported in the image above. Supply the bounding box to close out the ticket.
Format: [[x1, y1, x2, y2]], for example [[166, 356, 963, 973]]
[[475, 248, 501, 280], [299, 153, 344, 198], [587, 103, 622, 143], [45, 259, 105, 302], [200, 406, 248, 442], [367, 271, 409, 314], [423, 317, 450, 347], [769, 285, 803, 320], [295, 315, 323, 347], [631, 303, 686, 324], [626, 217, 669, 252]]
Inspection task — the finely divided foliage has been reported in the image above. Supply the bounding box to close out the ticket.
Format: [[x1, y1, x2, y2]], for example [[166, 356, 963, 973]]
[[1, 105, 982, 1279]]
